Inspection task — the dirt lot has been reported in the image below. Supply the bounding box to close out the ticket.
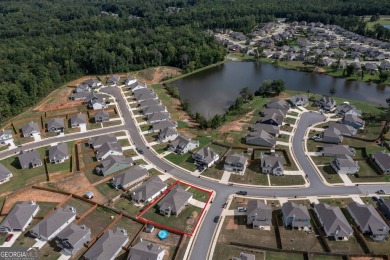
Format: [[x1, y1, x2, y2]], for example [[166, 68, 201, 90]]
[[219, 109, 254, 134], [35, 86, 82, 112], [1, 188, 67, 214], [134, 66, 182, 84]]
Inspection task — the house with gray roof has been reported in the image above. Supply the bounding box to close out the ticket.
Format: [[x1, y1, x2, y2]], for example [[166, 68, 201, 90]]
[[89, 96, 107, 110], [259, 112, 284, 126], [290, 94, 308, 107], [96, 155, 133, 176], [322, 145, 356, 157], [30, 206, 76, 241], [128, 240, 165, 260], [88, 134, 117, 148], [107, 75, 120, 86], [250, 123, 280, 136], [246, 130, 276, 147], [364, 63, 378, 73], [125, 77, 137, 86], [94, 111, 110, 123], [281, 201, 311, 229], [328, 123, 357, 136], [232, 252, 256, 260], [380, 60, 390, 70], [0, 201, 39, 232], [142, 105, 167, 115], [260, 153, 285, 176], [192, 147, 220, 168], [84, 228, 129, 260], [266, 99, 290, 111], [74, 84, 91, 93], [0, 163, 12, 184], [70, 113, 87, 128], [96, 142, 123, 161], [111, 165, 149, 190], [158, 127, 178, 142], [0, 129, 13, 144], [371, 151, 390, 174], [224, 154, 247, 172], [335, 103, 362, 117], [69, 91, 94, 101], [342, 114, 365, 129], [129, 82, 147, 92], [314, 202, 353, 240], [158, 185, 193, 217], [134, 92, 158, 102], [261, 108, 286, 118], [247, 200, 272, 229], [151, 121, 177, 132], [169, 135, 199, 154], [331, 154, 359, 175], [47, 118, 65, 133], [139, 99, 161, 110], [133, 88, 154, 95], [347, 202, 389, 241], [316, 96, 336, 111], [82, 78, 102, 88], [147, 112, 170, 124], [18, 150, 42, 169], [49, 143, 69, 164], [21, 121, 40, 137], [132, 176, 168, 204], [56, 224, 91, 256], [380, 199, 390, 219], [320, 127, 343, 144]]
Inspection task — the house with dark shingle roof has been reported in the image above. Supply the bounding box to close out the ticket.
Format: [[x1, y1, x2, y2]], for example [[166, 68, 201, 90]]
[[107, 75, 121, 86], [94, 111, 110, 123], [247, 200, 272, 229], [128, 240, 165, 260], [134, 92, 157, 102], [56, 224, 91, 256], [139, 99, 161, 110], [47, 118, 65, 133], [84, 228, 129, 260], [18, 150, 42, 169], [151, 121, 177, 132], [96, 142, 123, 161], [147, 112, 170, 124], [21, 121, 40, 137], [260, 153, 285, 176], [142, 105, 167, 115], [347, 202, 389, 241], [330, 154, 359, 175], [0, 129, 13, 144], [192, 147, 220, 168], [132, 176, 168, 204], [169, 135, 199, 154], [335, 104, 361, 117], [259, 112, 284, 126], [316, 96, 336, 111], [371, 151, 390, 174], [322, 145, 356, 157], [83, 78, 102, 88], [95, 155, 133, 176], [158, 127, 178, 142], [49, 143, 69, 164], [158, 185, 193, 217], [246, 130, 276, 147], [329, 123, 357, 136], [74, 84, 91, 93], [249, 123, 280, 136], [342, 114, 365, 129], [111, 165, 148, 190], [30, 206, 76, 241], [89, 95, 107, 110], [124, 76, 137, 86], [281, 201, 311, 229], [0, 201, 39, 232], [314, 202, 353, 240], [224, 154, 247, 172], [290, 94, 308, 107], [0, 163, 13, 184], [88, 134, 117, 149], [70, 113, 87, 128], [266, 99, 290, 111], [380, 199, 390, 219]]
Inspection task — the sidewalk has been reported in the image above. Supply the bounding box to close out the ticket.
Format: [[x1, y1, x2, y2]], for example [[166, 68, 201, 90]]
[[339, 174, 354, 186]]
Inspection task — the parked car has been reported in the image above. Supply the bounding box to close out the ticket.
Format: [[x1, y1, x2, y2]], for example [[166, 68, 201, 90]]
[[237, 207, 247, 212], [236, 191, 248, 195], [136, 147, 144, 154], [372, 196, 379, 202], [222, 202, 227, 208], [5, 234, 13, 242], [213, 216, 220, 223], [376, 190, 386, 194]]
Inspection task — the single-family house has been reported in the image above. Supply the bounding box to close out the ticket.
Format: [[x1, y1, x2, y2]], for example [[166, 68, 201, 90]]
[[69, 91, 94, 101], [0, 129, 13, 144], [347, 202, 389, 242], [224, 154, 248, 172], [232, 252, 256, 260], [250, 123, 280, 136], [18, 150, 42, 169], [147, 112, 170, 124], [246, 200, 272, 229], [56, 224, 91, 256], [290, 94, 309, 107], [49, 143, 69, 164], [21, 121, 40, 137], [125, 77, 137, 86], [316, 96, 336, 111], [335, 104, 362, 117], [380, 199, 390, 219], [95, 142, 123, 161], [84, 228, 129, 260], [132, 176, 168, 204], [129, 82, 147, 92], [88, 134, 118, 148], [0, 163, 13, 184], [328, 123, 357, 136], [246, 130, 276, 147], [260, 112, 284, 126], [192, 147, 220, 168], [47, 118, 65, 133], [322, 145, 356, 157], [107, 75, 120, 86], [95, 155, 133, 176], [70, 113, 87, 128], [371, 151, 390, 174], [314, 202, 353, 240], [151, 121, 177, 132], [266, 99, 290, 111], [30, 206, 76, 241], [319, 127, 342, 144], [139, 99, 161, 110], [94, 111, 110, 123], [364, 63, 378, 73], [142, 105, 167, 115], [158, 185, 193, 217], [158, 127, 178, 142], [111, 165, 149, 190], [281, 201, 311, 229], [169, 135, 199, 154], [380, 60, 390, 70], [82, 78, 102, 88], [260, 153, 285, 176], [128, 240, 165, 260], [0, 201, 39, 232], [331, 154, 359, 174], [74, 84, 91, 93], [89, 96, 107, 110], [134, 92, 157, 102], [342, 114, 365, 129]]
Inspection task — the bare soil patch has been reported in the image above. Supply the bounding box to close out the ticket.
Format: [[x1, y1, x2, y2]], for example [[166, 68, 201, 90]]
[[351, 258, 383, 260], [35, 87, 82, 112], [135, 66, 182, 84], [315, 67, 326, 73], [225, 218, 238, 230], [219, 109, 254, 134]]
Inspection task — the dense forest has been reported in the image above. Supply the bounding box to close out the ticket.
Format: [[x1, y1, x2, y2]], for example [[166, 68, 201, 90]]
[[0, 0, 390, 123]]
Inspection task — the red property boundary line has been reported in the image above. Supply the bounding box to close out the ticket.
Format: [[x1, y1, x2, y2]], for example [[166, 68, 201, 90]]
[[136, 180, 213, 236]]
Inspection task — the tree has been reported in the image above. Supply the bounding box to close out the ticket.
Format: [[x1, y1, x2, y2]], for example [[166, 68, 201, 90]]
[[210, 114, 224, 129], [181, 99, 191, 113], [257, 80, 272, 97], [240, 87, 254, 102], [370, 14, 380, 22], [379, 71, 389, 82], [329, 87, 336, 96], [271, 80, 286, 95]]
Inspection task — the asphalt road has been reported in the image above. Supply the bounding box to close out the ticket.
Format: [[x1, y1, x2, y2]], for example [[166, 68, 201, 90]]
[[1, 86, 390, 260]]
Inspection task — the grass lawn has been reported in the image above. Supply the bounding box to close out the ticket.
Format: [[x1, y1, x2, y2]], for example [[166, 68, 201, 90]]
[[141, 204, 202, 233], [311, 255, 343, 260], [212, 244, 266, 260], [327, 236, 363, 254], [81, 151, 97, 167], [123, 149, 138, 158], [277, 134, 290, 143], [95, 182, 124, 202], [177, 120, 188, 129], [47, 159, 72, 174], [78, 207, 117, 237], [342, 138, 388, 155], [207, 143, 229, 156], [317, 165, 344, 184], [111, 217, 144, 243], [265, 251, 304, 260], [134, 159, 148, 165], [14, 219, 40, 248], [363, 233, 390, 254], [66, 197, 94, 217], [164, 153, 197, 172], [39, 240, 62, 259], [114, 131, 127, 137], [280, 124, 293, 132], [230, 160, 269, 186], [270, 175, 305, 186], [83, 169, 103, 184], [0, 233, 6, 246], [118, 138, 130, 147], [114, 197, 144, 217], [144, 133, 158, 143], [310, 156, 331, 166], [318, 198, 354, 208], [153, 143, 168, 154], [201, 161, 225, 180], [102, 120, 122, 127], [356, 122, 383, 140], [140, 124, 151, 132], [307, 140, 322, 152], [355, 159, 381, 177], [34, 202, 58, 218], [187, 187, 210, 203], [283, 117, 297, 125]]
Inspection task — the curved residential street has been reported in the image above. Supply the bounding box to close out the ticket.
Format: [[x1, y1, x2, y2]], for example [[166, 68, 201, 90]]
[[1, 86, 390, 260]]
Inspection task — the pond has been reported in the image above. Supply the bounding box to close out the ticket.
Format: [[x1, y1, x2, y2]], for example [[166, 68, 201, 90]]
[[174, 62, 389, 118]]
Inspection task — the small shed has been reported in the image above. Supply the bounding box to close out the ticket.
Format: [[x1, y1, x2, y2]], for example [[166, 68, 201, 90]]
[[84, 191, 94, 199], [145, 224, 154, 233]]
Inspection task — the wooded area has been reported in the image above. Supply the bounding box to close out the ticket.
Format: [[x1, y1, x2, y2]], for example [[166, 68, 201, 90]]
[[0, 0, 389, 123]]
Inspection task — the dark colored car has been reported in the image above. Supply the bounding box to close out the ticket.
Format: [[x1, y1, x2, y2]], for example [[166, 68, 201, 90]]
[[136, 147, 144, 154], [376, 190, 386, 194], [213, 216, 220, 223], [222, 202, 227, 208], [5, 234, 13, 242], [236, 191, 248, 195], [372, 196, 379, 202]]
